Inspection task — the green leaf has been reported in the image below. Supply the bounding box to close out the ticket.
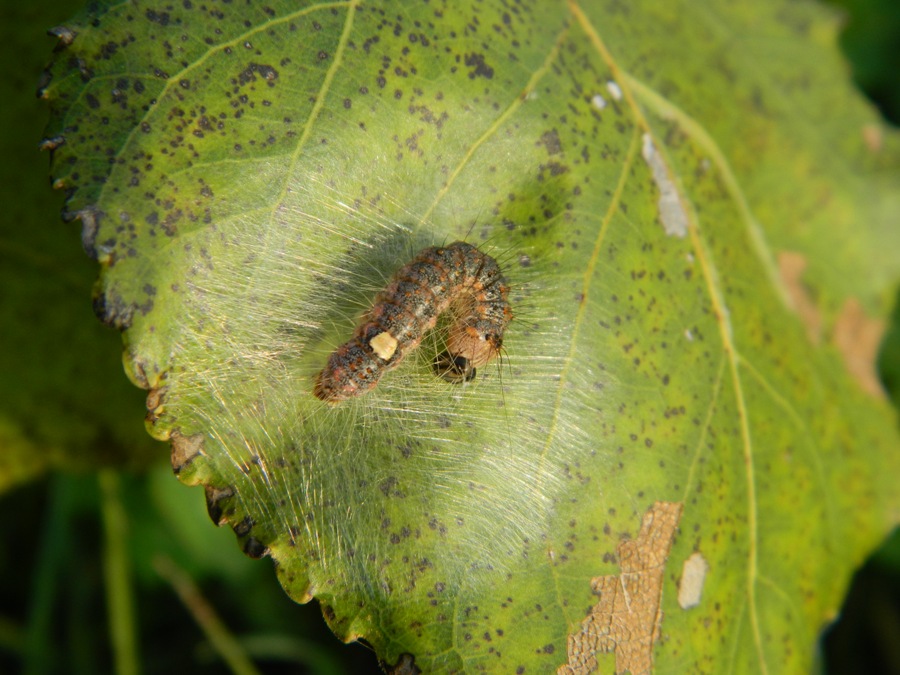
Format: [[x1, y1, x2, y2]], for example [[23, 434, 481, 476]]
[[42, 0, 900, 673]]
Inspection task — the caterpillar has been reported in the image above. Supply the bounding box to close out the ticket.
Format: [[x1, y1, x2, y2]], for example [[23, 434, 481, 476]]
[[313, 241, 513, 402]]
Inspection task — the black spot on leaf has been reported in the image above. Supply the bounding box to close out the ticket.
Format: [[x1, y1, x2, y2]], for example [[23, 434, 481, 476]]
[[464, 52, 494, 79]]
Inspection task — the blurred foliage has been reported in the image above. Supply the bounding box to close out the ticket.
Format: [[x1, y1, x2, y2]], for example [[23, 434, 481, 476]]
[[827, 0, 900, 125], [0, 0, 897, 673], [825, 299, 900, 675], [0, 0, 160, 491], [1, 467, 380, 674], [821, 0, 900, 672]]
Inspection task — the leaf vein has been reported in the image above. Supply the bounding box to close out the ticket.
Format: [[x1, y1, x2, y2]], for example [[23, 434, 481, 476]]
[[418, 21, 572, 225], [534, 126, 641, 498], [94, 1, 354, 207]]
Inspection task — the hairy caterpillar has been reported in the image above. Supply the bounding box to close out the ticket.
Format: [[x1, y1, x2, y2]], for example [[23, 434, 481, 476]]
[[313, 241, 513, 402]]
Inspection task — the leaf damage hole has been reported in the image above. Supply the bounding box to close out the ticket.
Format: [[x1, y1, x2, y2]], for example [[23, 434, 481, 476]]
[[606, 80, 622, 101], [677, 551, 709, 610], [558, 500, 683, 675], [641, 133, 689, 238]]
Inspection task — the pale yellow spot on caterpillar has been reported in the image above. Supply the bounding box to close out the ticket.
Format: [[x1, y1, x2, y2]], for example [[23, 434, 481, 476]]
[[369, 331, 399, 360]]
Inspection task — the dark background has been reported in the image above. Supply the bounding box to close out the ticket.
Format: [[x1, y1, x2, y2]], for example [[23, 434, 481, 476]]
[[0, 0, 898, 673]]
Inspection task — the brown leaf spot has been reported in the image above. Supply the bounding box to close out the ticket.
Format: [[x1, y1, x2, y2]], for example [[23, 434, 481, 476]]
[[833, 298, 886, 399], [558, 501, 683, 675], [204, 484, 235, 525], [778, 251, 821, 345], [862, 123, 884, 153], [382, 653, 422, 675], [145, 387, 166, 412], [170, 430, 205, 474], [145, 386, 167, 426]]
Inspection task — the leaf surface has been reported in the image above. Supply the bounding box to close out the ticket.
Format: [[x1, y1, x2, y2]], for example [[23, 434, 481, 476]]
[[43, 0, 900, 672]]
